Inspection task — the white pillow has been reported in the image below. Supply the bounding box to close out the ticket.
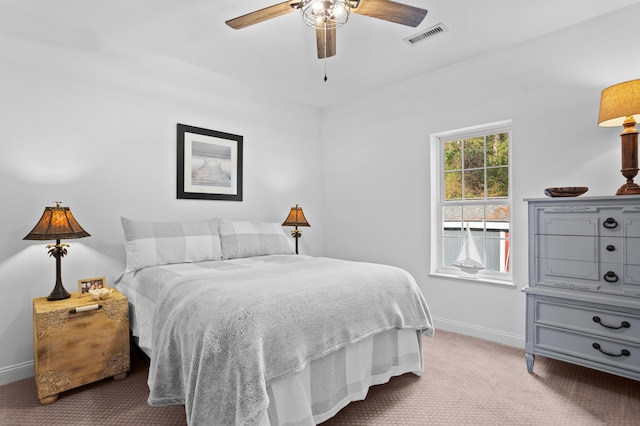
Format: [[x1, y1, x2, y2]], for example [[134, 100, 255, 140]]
[[219, 219, 295, 259], [121, 217, 222, 273]]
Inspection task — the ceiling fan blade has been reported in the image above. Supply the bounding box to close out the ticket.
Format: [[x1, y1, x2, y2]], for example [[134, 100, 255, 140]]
[[352, 0, 427, 27], [316, 26, 336, 59], [226, 1, 300, 30]]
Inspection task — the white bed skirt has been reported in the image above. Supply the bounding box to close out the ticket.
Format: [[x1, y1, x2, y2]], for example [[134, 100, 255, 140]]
[[121, 284, 423, 425], [262, 328, 423, 425]]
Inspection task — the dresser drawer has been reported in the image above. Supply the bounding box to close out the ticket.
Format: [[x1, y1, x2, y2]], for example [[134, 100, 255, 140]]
[[535, 205, 640, 239], [534, 206, 640, 290], [538, 234, 629, 269], [536, 326, 640, 374], [535, 259, 639, 295], [535, 299, 640, 343]]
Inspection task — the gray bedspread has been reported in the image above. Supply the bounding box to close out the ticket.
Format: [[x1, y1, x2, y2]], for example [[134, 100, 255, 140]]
[[146, 255, 433, 425]]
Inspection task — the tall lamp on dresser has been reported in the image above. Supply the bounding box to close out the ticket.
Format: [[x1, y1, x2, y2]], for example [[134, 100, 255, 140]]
[[598, 79, 640, 195]]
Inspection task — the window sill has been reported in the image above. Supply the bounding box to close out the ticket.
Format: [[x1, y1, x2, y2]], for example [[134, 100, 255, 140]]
[[428, 272, 515, 288]]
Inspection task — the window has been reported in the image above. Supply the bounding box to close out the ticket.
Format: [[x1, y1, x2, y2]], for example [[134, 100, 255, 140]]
[[430, 120, 512, 284]]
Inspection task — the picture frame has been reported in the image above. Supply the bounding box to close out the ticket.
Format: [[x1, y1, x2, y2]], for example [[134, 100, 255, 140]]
[[177, 123, 243, 201], [78, 276, 106, 296]]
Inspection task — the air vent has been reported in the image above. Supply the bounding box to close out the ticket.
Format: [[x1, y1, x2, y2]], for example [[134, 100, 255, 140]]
[[404, 23, 448, 45]]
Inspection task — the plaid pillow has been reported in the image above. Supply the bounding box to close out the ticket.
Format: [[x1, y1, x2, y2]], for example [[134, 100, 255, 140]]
[[219, 219, 294, 259], [121, 217, 222, 273]]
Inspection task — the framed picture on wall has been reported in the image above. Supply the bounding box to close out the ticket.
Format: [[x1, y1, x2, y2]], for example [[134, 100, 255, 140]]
[[177, 123, 243, 201]]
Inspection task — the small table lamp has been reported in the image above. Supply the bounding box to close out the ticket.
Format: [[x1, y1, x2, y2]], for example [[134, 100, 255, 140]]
[[598, 79, 640, 195], [282, 204, 310, 254], [24, 202, 91, 300]]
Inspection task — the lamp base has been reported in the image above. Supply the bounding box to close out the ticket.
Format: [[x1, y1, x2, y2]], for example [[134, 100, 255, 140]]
[[46, 242, 71, 301], [616, 120, 639, 195], [46, 283, 71, 301], [616, 181, 640, 195]]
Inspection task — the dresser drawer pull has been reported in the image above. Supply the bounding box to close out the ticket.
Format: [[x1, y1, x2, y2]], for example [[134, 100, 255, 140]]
[[603, 217, 618, 229], [592, 343, 631, 357], [603, 271, 619, 283], [606, 244, 616, 252], [592, 316, 631, 329]]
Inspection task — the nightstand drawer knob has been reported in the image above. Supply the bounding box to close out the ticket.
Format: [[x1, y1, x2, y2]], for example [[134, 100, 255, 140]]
[[603, 217, 618, 229], [606, 244, 616, 252], [592, 342, 631, 357], [603, 271, 619, 283], [592, 316, 630, 329]]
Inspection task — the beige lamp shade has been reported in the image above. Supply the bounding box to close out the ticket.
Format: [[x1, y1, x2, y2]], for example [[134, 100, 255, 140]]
[[598, 79, 640, 127]]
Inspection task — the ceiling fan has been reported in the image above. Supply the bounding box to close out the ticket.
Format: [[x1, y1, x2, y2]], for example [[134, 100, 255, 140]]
[[226, 0, 428, 60]]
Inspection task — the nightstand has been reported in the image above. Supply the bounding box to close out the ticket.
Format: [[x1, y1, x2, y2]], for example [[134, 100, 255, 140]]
[[32, 289, 130, 404]]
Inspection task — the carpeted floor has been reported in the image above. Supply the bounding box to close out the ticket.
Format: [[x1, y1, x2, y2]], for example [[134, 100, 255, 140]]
[[1, 330, 638, 425], [324, 331, 640, 425]]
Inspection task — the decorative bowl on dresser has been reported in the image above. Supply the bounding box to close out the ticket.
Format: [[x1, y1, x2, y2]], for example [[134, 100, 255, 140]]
[[543, 186, 589, 197], [523, 195, 640, 380], [32, 288, 130, 404]]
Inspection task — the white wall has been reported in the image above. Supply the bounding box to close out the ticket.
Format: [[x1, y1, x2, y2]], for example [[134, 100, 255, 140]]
[[321, 5, 640, 346], [0, 35, 325, 384]]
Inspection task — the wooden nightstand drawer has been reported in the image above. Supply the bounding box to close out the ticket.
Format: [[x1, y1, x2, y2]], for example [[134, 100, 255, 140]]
[[535, 299, 640, 343], [33, 290, 130, 404]]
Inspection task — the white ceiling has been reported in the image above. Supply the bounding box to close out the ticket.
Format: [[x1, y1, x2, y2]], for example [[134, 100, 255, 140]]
[[2, 0, 639, 108]]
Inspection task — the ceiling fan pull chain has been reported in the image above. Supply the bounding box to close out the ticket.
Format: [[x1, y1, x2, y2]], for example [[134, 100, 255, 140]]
[[324, 20, 328, 82], [324, 61, 328, 82]]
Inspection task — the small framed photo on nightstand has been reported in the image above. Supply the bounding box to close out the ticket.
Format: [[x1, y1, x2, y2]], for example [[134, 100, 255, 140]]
[[78, 276, 106, 296]]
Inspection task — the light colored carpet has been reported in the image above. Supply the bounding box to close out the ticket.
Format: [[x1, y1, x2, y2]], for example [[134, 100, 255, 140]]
[[1, 330, 638, 425], [324, 331, 640, 425]]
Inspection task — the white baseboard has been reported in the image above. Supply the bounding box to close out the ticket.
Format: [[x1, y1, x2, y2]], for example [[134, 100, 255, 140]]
[[0, 360, 34, 386], [432, 316, 525, 349]]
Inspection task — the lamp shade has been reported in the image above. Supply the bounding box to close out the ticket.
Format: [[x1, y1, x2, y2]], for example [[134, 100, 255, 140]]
[[24, 203, 90, 241], [598, 79, 640, 127], [282, 205, 310, 227]]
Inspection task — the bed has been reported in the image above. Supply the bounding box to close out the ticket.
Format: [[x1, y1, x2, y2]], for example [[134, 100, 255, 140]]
[[116, 217, 434, 425]]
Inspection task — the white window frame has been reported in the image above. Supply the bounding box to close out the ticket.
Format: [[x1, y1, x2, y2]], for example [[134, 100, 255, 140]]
[[429, 120, 513, 286]]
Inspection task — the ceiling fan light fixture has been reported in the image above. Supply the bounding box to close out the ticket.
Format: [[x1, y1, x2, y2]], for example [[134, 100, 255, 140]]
[[301, 0, 351, 29]]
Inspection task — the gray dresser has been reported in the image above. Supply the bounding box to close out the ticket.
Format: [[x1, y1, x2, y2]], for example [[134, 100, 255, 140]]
[[523, 195, 640, 380]]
